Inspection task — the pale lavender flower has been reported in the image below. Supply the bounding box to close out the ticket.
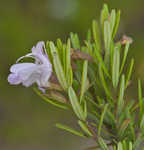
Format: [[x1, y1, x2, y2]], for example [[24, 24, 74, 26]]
[[8, 41, 52, 91]]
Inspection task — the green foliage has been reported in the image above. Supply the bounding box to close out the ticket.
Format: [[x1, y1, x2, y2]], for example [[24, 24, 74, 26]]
[[68, 87, 87, 121], [56, 123, 85, 138], [34, 3, 144, 150]]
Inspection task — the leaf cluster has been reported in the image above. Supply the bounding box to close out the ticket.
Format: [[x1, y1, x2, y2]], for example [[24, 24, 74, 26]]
[[34, 4, 144, 150]]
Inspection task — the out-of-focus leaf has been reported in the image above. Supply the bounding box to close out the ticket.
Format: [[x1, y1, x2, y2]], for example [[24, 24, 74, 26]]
[[100, 3, 109, 33], [62, 44, 66, 73], [125, 58, 134, 88], [86, 29, 91, 43], [68, 87, 86, 121], [92, 20, 101, 50], [78, 120, 93, 136], [110, 9, 116, 36], [118, 118, 130, 138], [65, 39, 73, 86], [112, 10, 121, 39], [33, 88, 68, 110], [98, 137, 109, 150], [80, 60, 88, 103], [112, 42, 121, 88], [138, 79, 143, 121], [56, 38, 63, 62], [93, 44, 111, 79], [56, 123, 85, 137], [46, 91, 67, 103], [133, 134, 143, 150], [117, 75, 125, 116], [104, 21, 111, 64], [99, 64, 113, 105], [120, 42, 130, 74], [98, 104, 109, 136], [70, 32, 80, 49], [122, 140, 127, 150], [46, 41, 53, 62], [110, 41, 114, 75], [83, 101, 87, 120], [127, 110, 135, 141], [117, 142, 123, 150], [140, 115, 144, 130], [128, 142, 133, 150]]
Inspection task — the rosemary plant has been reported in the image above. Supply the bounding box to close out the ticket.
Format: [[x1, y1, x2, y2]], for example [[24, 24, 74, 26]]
[[8, 4, 144, 150]]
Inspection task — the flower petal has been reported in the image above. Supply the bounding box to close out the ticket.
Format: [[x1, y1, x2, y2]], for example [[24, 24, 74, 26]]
[[40, 67, 52, 87], [22, 73, 40, 87], [10, 63, 40, 82], [32, 41, 45, 55], [10, 63, 36, 73], [8, 73, 21, 85]]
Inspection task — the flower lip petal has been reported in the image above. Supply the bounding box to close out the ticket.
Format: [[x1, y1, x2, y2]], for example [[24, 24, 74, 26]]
[[8, 73, 21, 85]]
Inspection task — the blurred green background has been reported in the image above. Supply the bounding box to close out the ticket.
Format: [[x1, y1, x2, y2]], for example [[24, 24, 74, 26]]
[[0, 0, 144, 149]]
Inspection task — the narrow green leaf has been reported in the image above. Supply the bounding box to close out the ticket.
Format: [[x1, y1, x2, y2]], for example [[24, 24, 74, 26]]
[[62, 44, 66, 73], [140, 115, 144, 130], [112, 10, 121, 39], [138, 79, 143, 121], [117, 142, 123, 150], [69, 67, 73, 86], [120, 42, 130, 75], [100, 3, 109, 33], [113, 145, 117, 150], [56, 123, 85, 137], [98, 104, 109, 136], [117, 75, 125, 116], [56, 38, 63, 62], [110, 41, 114, 76], [46, 41, 53, 62], [110, 9, 116, 36], [105, 109, 116, 127], [122, 140, 127, 150], [128, 142, 133, 150], [33, 88, 68, 110], [70, 32, 80, 49], [78, 120, 93, 136], [68, 87, 86, 121], [92, 20, 101, 50], [83, 101, 87, 119], [49, 42, 68, 91], [65, 39, 73, 86], [98, 137, 109, 150], [127, 111, 136, 141], [80, 60, 88, 103], [93, 44, 111, 79], [85, 41, 111, 79], [112, 42, 121, 88], [118, 118, 130, 138], [125, 58, 134, 88], [99, 64, 113, 104], [104, 21, 111, 64]]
